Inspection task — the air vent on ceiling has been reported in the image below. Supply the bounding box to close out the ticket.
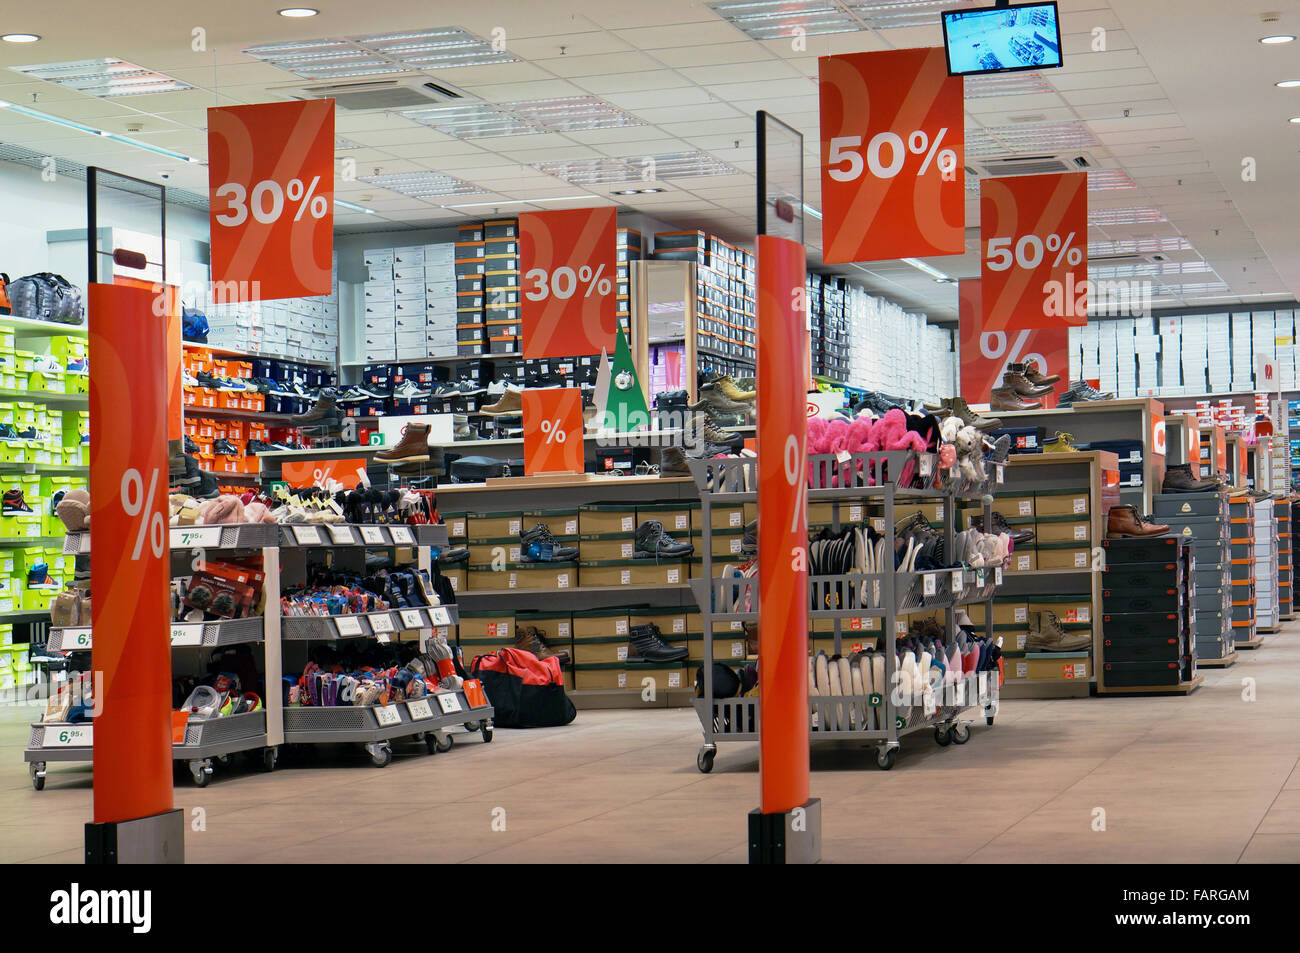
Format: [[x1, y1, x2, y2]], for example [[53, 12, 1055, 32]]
[[281, 76, 472, 110], [969, 153, 1093, 178], [1091, 253, 1170, 267]]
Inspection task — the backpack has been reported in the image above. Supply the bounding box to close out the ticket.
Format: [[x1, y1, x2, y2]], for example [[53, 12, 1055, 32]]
[[182, 307, 210, 343], [7, 273, 84, 325], [0, 273, 10, 315], [469, 648, 576, 728]]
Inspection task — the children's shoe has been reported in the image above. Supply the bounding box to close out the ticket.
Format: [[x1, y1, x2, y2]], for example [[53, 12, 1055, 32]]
[[3, 488, 32, 514]]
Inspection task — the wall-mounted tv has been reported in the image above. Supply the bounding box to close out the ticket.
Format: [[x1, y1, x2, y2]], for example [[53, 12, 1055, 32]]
[[941, 2, 1063, 77]]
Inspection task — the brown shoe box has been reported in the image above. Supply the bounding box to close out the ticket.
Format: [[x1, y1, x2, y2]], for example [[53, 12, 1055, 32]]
[[498, 562, 577, 591], [442, 512, 469, 539], [1007, 550, 1037, 573], [579, 559, 688, 587], [710, 529, 748, 559], [468, 539, 522, 565], [992, 492, 1036, 520], [1036, 546, 1092, 571], [1034, 489, 1090, 518], [573, 662, 689, 692], [440, 567, 466, 594], [636, 502, 694, 534], [710, 504, 747, 531], [458, 611, 514, 640], [468, 510, 523, 538], [580, 536, 638, 561], [630, 609, 700, 637], [701, 628, 748, 662], [1028, 599, 1092, 624], [811, 615, 881, 633], [571, 636, 633, 664], [1006, 652, 1090, 681], [808, 501, 866, 528], [892, 501, 948, 527], [579, 504, 637, 536], [1035, 517, 1093, 544], [966, 601, 1030, 626], [572, 609, 630, 641]]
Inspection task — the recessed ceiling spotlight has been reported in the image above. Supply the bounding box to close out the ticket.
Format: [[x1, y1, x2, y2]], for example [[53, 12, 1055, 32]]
[[1277, 80, 1300, 87], [1, 34, 41, 43], [277, 7, 319, 17], [1290, 116, 1300, 123], [1260, 34, 1295, 44], [611, 189, 638, 195], [640, 187, 665, 193]]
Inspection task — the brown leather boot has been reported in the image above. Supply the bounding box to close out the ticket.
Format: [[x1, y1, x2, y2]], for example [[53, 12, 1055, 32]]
[[1002, 363, 1054, 397], [743, 621, 758, 657], [1026, 610, 1091, 651], [374, 423, 431, 463], [1023, 359, 1060, 387], [515, 624, 571, 664], [1107, 504, 1170, 538], [990, 387, 1042, 411]]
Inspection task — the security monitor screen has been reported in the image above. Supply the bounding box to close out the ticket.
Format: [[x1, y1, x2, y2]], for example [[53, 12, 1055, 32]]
[[942, 2, 1064, 76]]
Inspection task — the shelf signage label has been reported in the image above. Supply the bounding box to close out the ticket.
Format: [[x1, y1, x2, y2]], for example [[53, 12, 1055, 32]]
[[519, 207, 618, 359], [428, 606, 452, 627], [979, 172, 1089, 332], [374, 705, 401, 727], [819, 47, 964, 263], [49, 725, 93, 747], [389, 526, 414, 546], [370, 613, 395, 635], [408, 699, 433, 721], [523, 387, 584, 475], [327, 525, 356, 545], [437, 693, 464, 714], [399, 609, 426, 630], [207, 100, 334, 300], [334, 616, 364, 637], [359, 526, 386, 546], [291, 525, 322, 546], [169, 624, 204, 647], [172, 526, 221, 549]]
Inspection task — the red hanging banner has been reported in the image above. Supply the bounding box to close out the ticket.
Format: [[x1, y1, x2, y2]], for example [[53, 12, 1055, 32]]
[[519, 207, 618, 359], [89, 283, 173, 824], [207, 100, 335, 301], [958, 278, 1068, 407], [818, 47, 965, 263]]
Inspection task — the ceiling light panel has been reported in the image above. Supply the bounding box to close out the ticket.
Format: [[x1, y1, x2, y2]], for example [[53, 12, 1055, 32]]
[[404, 96, 642, 139], [334, 136, 363, 150], [243, 27, 516, 80], [980, 121, 1099, 152], [848, 0, 978, 30], [9, 57, 191, 98], [1087, 169, 1136, 191], [405, 102, 538, 138], [359, 170, 483, 198], [1088, 206, 1167, 226], [706, 1, 861, 40], [534, 151, 742, 185], [1088, 237, 1193, 256], [508, 97, 643, 134], [964, 72, 1054, 99]]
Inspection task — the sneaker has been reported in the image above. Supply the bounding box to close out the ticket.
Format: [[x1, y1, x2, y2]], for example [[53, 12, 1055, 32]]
[[1042, 431, 1080, 453], [2, 489, 32, 513], [182, 370, 200, 388], [66, 358, 88, 374], [1058, 380, 1114, 406], [213, 438, 239, 456], [481, 388, 523, 416], [436, 547, 471, 565], [27, 562, 50, 587], [336, 386, 372, 404], [33, 355, 62, 376], [195, 370, 220, 389], [520, 523, 579, 562], [393, 380, 430, 400], [741, 518, 757, 557], [634, 520, 694, 558], [183, 435, 200, 454], [247, 439, 275, 454], [627, 622, 688, 663]]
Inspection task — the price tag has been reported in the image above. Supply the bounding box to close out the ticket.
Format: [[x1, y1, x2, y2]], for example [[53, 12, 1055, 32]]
[[1018, 500, 1032, 516], [374, 705, 401, 726], [976, 569, 985, 587], [668, 671, 682, 688], [672, 618, 684, 633], [620, 569, 631, 585], [508, 573, 518, 589], [731, 641, 744, 658], [923, 573, 936, 596], [1073, 524, 1088, 541], [170, 623, 204, 647], [360, 526, 386, 545], [327, 524, 355, 544], [1074, 551, 1088, 567], [1078, 607, 1090, 622], [616, 619, 629, 635], [428, 607, 451, 627], [621, 516, 635, 532], [995, 567, 1003, 585], [835, 450, 851, 464], [920, 455, 933, 477], [617, 645, 629, 661], [370, 613, 395, 635], [667, 567, 680, 584], [996, 464, 1005, 484], [848, 505, 863, 522], [47, 725, 92, 747], [1073, 497, 1086, 514], [437, 692, 463, 714], [408, 699, 433, 721], [895, 620, 908, 634], [172, 526, 221, 548], [1016, 661, 1028, 679], [565, 519, 578, 535], [872, 518, 886, 533], [1017, 554, 1031, 571], [729, 511, 743, 527], [620, 542, 634, 558], [292, 525, 322, 545], [334, 616, 364, 637], [730, 538, 742, 554], [451, 520, 465, 537], [389, 526, 414, 545], [557, 572, 571, 589], [730, 620, 743, 631], [951, 572, 962, 593], [64, 628, 92, 649], [400, 609, 425, 630]]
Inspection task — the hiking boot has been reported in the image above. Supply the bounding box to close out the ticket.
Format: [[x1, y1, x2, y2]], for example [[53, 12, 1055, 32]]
[[634, 519, 694, 558], [520, 523, 579, 562], [374, 423, 431, 464], [932, 396, 1002, 432], [689, 387, 753, 415], [660, 446, 691, 475], [1043, 431, 1081, 453], [1025, 610, 1091, 652], [627, 622, 688, 663], [291, 395, 340, 426], [1107, 504, 1170, 538], [1002, 363, 1054, 398], [1162, 463, 1219, 494], [516, 624, 571, 664], [971, 510, 1034, 545], [192, 470, 220, 500], [741, 518, 757, 557], [2, 488, 32, 514], [168, 439, 188, 482], [480, 388, 523, 416], [213, 438, 239, 456], [1023, 359, 1060, 387], [1057, 380, 1113, 406], [990, 388, 1042, 411], [704, 374, 755, 403], [689, 414, 743, 451]]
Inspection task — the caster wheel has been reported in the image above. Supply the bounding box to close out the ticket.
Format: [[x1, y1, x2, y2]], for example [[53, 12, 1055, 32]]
[[190, 762, 211, 787], [30, 762, 45, 791], [480, 724, 493, 743], [216, 754, 232, 767], [262, 747, 279, 771], [424, 733, 438, 754], [934, 726, 953, 747], [697, 747, 716, 774], [952, 724, 971, 745], [368, 744, 392, 768], [876, 747, 897, 771], [435, 733, 454, 753], [985, 715, 995, 726], [464, 722, 477, 732]]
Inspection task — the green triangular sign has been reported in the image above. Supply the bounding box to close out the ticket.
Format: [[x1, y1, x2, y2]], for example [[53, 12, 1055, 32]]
[[601, 324, 650, 432]]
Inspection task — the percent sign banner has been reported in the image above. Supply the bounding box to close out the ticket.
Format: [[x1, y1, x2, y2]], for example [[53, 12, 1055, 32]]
[[89, 283, 174, 824], [958, 278, 1068, 408], [519, 207, 618, 360], [523, 387, 584, 475], [980, 171, 1088, 333], [819, 47, 965, 263], [208, 99, 335, 301]]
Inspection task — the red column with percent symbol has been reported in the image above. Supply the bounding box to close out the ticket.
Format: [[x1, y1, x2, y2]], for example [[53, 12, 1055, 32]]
[[519, 207, 618, 359], [89, 283, 174, 825], [207, 100, 335, 301], [958, 278, 1068, 408], [756, 234, 810, 816], [523, 388, 584, 476], [818, 47, 965, 263], [980, 172, 1088, 332]]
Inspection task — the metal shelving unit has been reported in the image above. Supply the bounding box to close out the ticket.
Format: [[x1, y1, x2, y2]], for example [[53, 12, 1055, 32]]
[[688, 449, 1002, 774]]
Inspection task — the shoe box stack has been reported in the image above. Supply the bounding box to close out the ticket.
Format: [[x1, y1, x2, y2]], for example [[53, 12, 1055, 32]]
[[0, 623, 33, 689], [1293, 501, 1300, 613], [483, 220, 521, 356], [1255, 498, 1279, 630], [0, 484, 80, 616], [1154, 491, 1231, 660], [205, 258, 339, 363], [1098, 535, 1195, 687], [1228, 496, 1257, 643], [454, 224, 487, 357], [1276, 499, 1293, 617], [0, 398, 87, 472], [807, 274, 850, 382], [361, 242, 457, 363], [967, 594, 1093, 684], [979, 486, 1096, 575], [616, 228, 642, 337], [1085, 439, 1144, 489]]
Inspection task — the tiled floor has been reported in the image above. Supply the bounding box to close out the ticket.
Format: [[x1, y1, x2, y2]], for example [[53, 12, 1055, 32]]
[[4, 626, 1300, 863]]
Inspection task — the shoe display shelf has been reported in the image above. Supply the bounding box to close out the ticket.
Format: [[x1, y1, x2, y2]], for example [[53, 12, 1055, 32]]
[[1277, 499, 1293, 621], [1153, 489, 1234, 671], [1255, 498, 1280, 633], [25, 521, 490, 788], [26, 522, 281, 791], [688, 450, 1004, 774], [992, 451, 1118, 698], [1229, 495, 1262, 650]]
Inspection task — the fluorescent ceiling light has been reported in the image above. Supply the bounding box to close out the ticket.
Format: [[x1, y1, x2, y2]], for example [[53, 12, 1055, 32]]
[[0, 99, 202, 164], [9, 57, 191, 98], [707, 1, 860, 40], [441, 195, 597, 208], [535, 151, 741, 186], [1276, 80, 1300, 88], [243, 26, 517, 80], [360, 170, 483, 198], [1, 34, 40, 43], [1290, 116, 1300, 123], [1087, 206, 1167, 226], [1087, 169, 1136, 191], [964, 72, 1052, 98], [1260, 35, 1295, 44], [335, 199, 374, 213], [278, 7, 319, 16], [900, 257, 950, 281], [848, 0, 976, 30], [404, 96, 641, 139]]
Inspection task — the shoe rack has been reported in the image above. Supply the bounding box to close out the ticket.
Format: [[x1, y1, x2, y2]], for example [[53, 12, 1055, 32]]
[[688, 450, 1004, 774], [986, 450, 1118, 700], [24, 522, 493, 790], [1277, 499, 1294, 622]]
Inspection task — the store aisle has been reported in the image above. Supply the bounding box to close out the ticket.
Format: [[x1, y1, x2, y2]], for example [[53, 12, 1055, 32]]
[[4, 625, 1300, 864]]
